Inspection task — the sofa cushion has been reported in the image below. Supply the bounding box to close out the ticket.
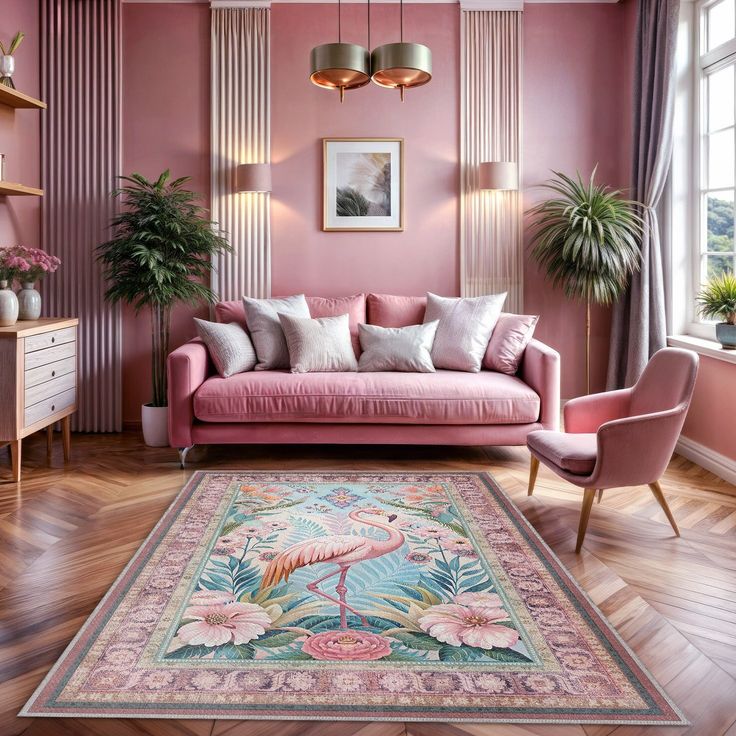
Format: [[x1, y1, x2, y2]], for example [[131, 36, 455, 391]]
[[358, 321, 438, 373], [367, 293, 426, 327], [527, 430, 597, 475], [215, 295, 366, 358], [193, 370, 541, 425], [484, 313, 539, 375], [279, 313, 358, 373]]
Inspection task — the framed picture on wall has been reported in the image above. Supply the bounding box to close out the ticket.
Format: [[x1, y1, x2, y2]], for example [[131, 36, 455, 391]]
[[323, 138, 404, 231]]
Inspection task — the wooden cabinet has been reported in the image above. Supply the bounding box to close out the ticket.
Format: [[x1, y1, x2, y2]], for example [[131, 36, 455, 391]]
[[0, 318, 78, 481]]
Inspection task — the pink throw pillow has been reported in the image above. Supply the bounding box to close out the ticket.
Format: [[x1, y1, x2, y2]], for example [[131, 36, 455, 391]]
[[483, 313, 539, 374], [367, 293, 427, 327]]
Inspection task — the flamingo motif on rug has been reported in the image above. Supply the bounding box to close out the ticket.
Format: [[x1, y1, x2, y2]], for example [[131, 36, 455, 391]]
[[261, 508, 403, 629]]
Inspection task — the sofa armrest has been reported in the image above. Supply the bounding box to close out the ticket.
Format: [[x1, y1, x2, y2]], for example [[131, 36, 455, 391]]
[[520, 339, 560, 431], [167, 338, 212, 448]]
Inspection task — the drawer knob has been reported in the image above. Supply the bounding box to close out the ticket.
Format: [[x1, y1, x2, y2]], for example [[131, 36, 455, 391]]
[[51, 404, 55, 411], [51, 371, 55, 377], [51, 337, 55, 343]]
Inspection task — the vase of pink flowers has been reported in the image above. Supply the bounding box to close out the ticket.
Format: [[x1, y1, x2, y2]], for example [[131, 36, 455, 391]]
[[0, 247, 22, 326], [9, 246, 61, 320]]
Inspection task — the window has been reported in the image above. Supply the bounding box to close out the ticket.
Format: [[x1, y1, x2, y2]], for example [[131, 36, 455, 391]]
[[696, 0, 736, 322]]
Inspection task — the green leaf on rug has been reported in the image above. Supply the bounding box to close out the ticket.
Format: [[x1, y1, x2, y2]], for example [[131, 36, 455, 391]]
[[390, 630, 444, 651], [437, 643, 532, 663], [164, 644, 213, 660], [213, 643, 255, 659], [253, 630, 303, 648]]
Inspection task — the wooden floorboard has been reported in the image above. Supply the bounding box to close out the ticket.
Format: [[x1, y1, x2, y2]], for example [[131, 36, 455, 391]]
[[0, 432, 735, 736]]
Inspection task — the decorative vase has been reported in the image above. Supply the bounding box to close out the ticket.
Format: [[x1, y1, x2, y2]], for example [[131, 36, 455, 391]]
[[0, 280, 19, 326], [17, 282, 41, 320], [0, 55, 15, 88], [716, 322, 736, 350], [141, 403, 169, 447]]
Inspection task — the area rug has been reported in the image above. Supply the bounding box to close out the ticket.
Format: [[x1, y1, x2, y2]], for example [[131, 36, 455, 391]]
[[21, 471, 686, 725]]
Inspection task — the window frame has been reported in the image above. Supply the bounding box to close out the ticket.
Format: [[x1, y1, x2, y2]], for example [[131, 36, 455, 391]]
[[690, 0, 736, 339]]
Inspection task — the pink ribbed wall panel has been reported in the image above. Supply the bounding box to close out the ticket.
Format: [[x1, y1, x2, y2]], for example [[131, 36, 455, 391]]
[[41, 0, 122, 432]]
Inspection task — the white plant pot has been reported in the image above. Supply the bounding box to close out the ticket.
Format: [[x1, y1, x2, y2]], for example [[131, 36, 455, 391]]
[[141, 403, 169, 447]]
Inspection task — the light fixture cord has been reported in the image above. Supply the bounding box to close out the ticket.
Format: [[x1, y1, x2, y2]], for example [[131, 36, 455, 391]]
[[400, 0, 403, 41], [367, 0, 371, 50], [338, 0, 342, 42]]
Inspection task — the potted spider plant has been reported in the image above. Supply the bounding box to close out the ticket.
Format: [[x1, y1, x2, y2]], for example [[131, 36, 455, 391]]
[[527, 167, 645, 393], [98, 171, 230, 446], [697, 272, 736, 349], [0, 32, 24, 89]]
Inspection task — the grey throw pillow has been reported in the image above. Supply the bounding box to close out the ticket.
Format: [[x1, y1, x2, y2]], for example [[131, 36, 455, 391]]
[[424, 292, 506, 373], [278, 313, 358, 373], [358, 321, 439, 373], [242, 294, 310, 370], [194, 318, 257, 377]]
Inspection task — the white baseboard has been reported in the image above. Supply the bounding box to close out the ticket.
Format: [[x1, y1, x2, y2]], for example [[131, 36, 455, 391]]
[[676, 435, 736, 486]]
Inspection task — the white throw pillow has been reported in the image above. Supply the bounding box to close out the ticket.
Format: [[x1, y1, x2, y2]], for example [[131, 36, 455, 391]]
[[424, 292, 506, 372], [279, 313, 358, 373], [194, 318, 257, 377], [358, 321, 439, 373], [242, 294, 310, 370]]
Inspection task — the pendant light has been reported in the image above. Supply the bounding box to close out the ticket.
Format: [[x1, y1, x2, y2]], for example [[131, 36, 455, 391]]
[[371, 0, 432, 101], [310, 0, 370, 103]]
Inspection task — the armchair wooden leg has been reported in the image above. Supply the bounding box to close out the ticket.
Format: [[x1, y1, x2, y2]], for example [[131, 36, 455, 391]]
[[528, 455, 540, 496], [61, 415, 71, 463], [10, 440, 21, 482], [596, 489, 603, 504], [648, 481, 680, 537], [576, 488, 597, 553], [46, 425, 53, 456]]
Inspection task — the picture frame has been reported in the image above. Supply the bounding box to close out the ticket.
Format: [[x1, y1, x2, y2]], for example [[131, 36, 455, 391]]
[[322, 137, 404, 231]]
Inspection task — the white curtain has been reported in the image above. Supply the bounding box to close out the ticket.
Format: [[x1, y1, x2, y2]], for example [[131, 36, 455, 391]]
[[211, 7, 271, 300], [460, 10, 523, 312]]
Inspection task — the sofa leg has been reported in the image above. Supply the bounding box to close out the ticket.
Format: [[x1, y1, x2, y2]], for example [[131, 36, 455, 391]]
[[178, 445, 195, 469], [528, 455, 540, 496], [576, 488, 597, 553], [648, 481, 680, 537]]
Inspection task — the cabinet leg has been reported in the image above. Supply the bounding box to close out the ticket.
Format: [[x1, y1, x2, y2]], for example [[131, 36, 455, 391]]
[[47, 425, 53, 456], [10, 440, 21, 482], [62, 415, 71, 463]]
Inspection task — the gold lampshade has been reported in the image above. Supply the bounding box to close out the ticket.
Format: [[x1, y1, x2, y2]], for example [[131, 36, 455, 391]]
[[310, 42, 371, 103], [371, 42, 432, 101]]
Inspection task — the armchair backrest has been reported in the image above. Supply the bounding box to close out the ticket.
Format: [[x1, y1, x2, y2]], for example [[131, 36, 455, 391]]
[[629, 348, 699, 417]]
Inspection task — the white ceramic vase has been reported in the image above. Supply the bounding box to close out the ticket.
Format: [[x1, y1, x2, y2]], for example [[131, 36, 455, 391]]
[[0, 55, 15, 86], [0, 280, 19, 326], [17, 282, 41, 320], [141, 403, 169, 447]]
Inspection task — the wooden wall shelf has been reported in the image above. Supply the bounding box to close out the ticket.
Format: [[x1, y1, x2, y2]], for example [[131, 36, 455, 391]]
[[0, 85, 46, 110], [0, 182, 43, 197]]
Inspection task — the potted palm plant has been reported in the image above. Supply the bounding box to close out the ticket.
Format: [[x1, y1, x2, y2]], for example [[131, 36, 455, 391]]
[[697, 272, 736, 349], [527, 167, 644, 393], [98, 171, 230, 446]]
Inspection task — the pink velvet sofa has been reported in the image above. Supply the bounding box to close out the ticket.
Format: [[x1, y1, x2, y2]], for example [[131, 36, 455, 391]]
[[167, 294, 560, 465]]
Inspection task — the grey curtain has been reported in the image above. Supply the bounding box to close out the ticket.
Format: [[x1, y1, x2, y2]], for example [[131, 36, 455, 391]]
[[607, 0, 680, 389]]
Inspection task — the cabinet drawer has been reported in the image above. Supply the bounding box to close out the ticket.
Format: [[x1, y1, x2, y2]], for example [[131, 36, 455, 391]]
[[24, 387, 76, 428], [24, 326, 76, 354], [25, 356, 76, 389], [24, 340, 76, 370], [25, 371, 76, 409]]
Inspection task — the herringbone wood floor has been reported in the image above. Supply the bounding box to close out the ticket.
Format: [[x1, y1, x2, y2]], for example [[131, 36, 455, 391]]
[[1, 432, 735, 736]]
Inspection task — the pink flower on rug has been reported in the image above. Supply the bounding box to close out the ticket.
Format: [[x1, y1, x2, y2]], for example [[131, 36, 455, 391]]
[[418, 525, 450, 540], [301, 630, 392, 661], [453, 591, 503, 608], [177, 602, 271, 647], [189, 590, 237, 606], [441, 536, 475, 553], [405, 551, 432, 564], [418, 602, 519, 650]]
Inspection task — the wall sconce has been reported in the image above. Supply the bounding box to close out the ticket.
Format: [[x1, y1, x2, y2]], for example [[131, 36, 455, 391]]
[[479, 161, 518, 191], [236, 163, 271, 193]]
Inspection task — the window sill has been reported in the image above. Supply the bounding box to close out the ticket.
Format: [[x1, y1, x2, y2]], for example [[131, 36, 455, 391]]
[[667, 335, 736, 365]]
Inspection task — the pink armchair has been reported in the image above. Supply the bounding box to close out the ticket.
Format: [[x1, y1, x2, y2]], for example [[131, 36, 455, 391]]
[[526, 348, 699, 552]]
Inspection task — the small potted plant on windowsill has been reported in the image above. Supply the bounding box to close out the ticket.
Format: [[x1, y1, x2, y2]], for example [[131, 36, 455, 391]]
[[98, 171, 230, 446], [697, 272, 736, 349]]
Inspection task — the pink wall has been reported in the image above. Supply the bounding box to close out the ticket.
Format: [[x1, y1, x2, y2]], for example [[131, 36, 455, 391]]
[[122, 3, 211, 422], [682, 356, 736, 462], [523, 1, 635, 398], [0, 3, 41, 255], [120, 1, 635, 422], [271, 4, 459, 298]]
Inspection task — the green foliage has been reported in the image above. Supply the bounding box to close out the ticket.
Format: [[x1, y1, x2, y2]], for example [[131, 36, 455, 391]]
[[526, 167, 644, 305], [697, 272, 736, 324], [707, 196, 734, 252], [97, 171, 230, 406], [336, 187, 369, 216], [0, 32, 24, 56]]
